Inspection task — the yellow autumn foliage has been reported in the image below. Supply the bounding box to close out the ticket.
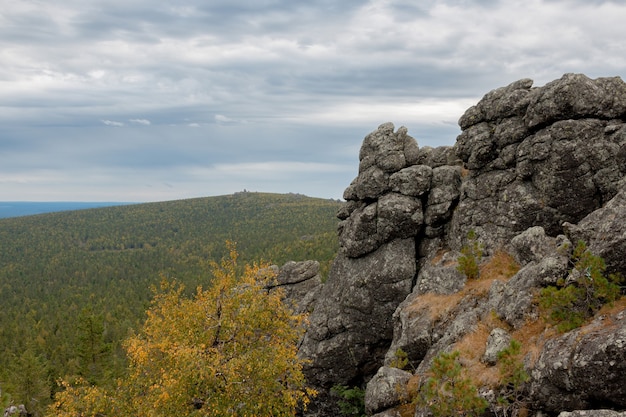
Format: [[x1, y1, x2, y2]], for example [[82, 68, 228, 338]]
[[49, 242, 314, 417]]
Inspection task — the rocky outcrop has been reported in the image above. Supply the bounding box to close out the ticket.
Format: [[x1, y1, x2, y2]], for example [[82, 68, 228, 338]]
[[272, 260, 322, 313], [3, 405, 28, 417], [364, 366, 411, 415], [530, 309, 626, 412], [559, 411, 626, 417], [299, 74, 626, 416], [300, 238, 416, 388], [564, 186, 626, 276], [452, 73, 626, 249]]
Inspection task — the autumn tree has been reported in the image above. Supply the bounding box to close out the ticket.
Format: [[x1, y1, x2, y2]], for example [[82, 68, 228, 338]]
[[49, 242, 314, 416]]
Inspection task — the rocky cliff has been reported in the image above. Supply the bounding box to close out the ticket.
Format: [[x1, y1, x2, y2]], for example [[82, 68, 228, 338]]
[[297, 73, 626, 417]]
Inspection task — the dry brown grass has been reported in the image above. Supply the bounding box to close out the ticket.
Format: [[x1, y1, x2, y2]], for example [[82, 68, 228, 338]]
[[597, 295, 626, 317], [396, 374, 421, 417], [410, 291, 465, 321], [454, 321, 501, 388], [479, 249, 520, 281], [408, 250, 520, 322], [510, 317, 553, 367], [398, 247, 626, 417]]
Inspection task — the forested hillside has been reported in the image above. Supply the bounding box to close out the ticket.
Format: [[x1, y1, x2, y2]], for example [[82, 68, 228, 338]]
[[0, 192, 341, 413]]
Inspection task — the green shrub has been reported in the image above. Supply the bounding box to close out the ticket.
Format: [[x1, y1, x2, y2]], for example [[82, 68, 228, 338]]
[[331, 385, 365, 417], [539, 240, 622, 332], [389, 348, 409, 370], [496, 339, 529, 415], [416, 351, 488, 417], [457, 230, 483, 280]]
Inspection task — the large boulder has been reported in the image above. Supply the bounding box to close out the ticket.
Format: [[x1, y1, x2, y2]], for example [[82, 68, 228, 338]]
[[530, 310, 626, 413], [299, 238, 416, 388], [564, 184, 626, 276], [364, 366, 412, 415], [272, 260, 323, 313], [451, 74, 626, 250], [301, 74, 626, 416]]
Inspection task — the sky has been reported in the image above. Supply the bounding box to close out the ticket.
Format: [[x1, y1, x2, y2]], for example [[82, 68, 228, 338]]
[[2, 0, 626, 202]]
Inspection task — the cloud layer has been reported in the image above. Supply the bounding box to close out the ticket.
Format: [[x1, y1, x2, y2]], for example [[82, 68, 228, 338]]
[[2, 0, 626, 201]]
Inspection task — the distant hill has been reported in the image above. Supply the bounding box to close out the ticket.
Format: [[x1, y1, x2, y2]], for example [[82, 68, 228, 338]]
[[0, 192, 341, 400], [0, 201, 133, 218]]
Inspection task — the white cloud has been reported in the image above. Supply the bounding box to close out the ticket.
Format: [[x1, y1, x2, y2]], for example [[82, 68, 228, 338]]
[[215, 114, 247, 125], [129, 118, 151, 125], [101, 119, 125, 127]]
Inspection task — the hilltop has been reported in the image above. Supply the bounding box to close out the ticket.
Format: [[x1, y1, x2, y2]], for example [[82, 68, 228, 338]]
[[0, 191, 341, 412]]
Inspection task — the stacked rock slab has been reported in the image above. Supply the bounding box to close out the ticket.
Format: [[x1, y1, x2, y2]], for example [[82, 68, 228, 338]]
[[367, 74, 626, 416], [450, 73, 626, 250], [300, 74, 626, 416], [299, 122, 448, 413]]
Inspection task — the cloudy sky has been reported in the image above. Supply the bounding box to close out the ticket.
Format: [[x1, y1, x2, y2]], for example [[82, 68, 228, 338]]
[[2, 0, 626, 202]]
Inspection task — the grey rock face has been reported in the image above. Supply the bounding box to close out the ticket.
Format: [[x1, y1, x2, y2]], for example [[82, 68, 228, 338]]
[[482, 328, 511, 366], [414, 250, 465, 295], [509, 226, 560, 265], [301, 74, 626, 416], [451, 74, 626, 249], [301, 123, 432, 413], [564, 184, 626, 276], [365, 366, 412, 415], [300, 238, 416, 388], [273, 260, 322, 313], [524, 73, 626, 128], [530, 310, 626, 413]]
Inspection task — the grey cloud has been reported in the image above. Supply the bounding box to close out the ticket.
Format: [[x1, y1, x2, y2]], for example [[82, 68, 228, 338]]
[[2, 0, 626, 201]]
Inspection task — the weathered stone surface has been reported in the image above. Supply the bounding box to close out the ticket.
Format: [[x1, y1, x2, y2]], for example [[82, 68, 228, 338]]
[[458, 78, 533, 129], [273, 260, 322, 313], [300, 238, 416, 390], [337, 201, 379, 258], [424, 166, 461, 230], [509, 226, 558, 265], [564, 185, 626, 276], [414, 251, 465, 295], [352, 165, 391, 200], [302, 74, 626, 416], [377, 193, 423, 242], [389, 165, 432, 197], [482, 328, 511, 365], [530, 310, 626, 413], [559, 411, 626, 417], [358, 122, 419, 174], [364, 366, 411, 415], [524, 73, 626, 128], [451, 75, 626, 250], [416, 145, 460, 168]]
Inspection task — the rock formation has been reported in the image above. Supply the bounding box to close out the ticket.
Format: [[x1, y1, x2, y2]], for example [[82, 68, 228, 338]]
[[298, 73, 626, 416]]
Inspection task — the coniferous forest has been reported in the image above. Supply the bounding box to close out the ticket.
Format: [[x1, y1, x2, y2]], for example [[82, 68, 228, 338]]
[[0, 192, 341, 415]]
